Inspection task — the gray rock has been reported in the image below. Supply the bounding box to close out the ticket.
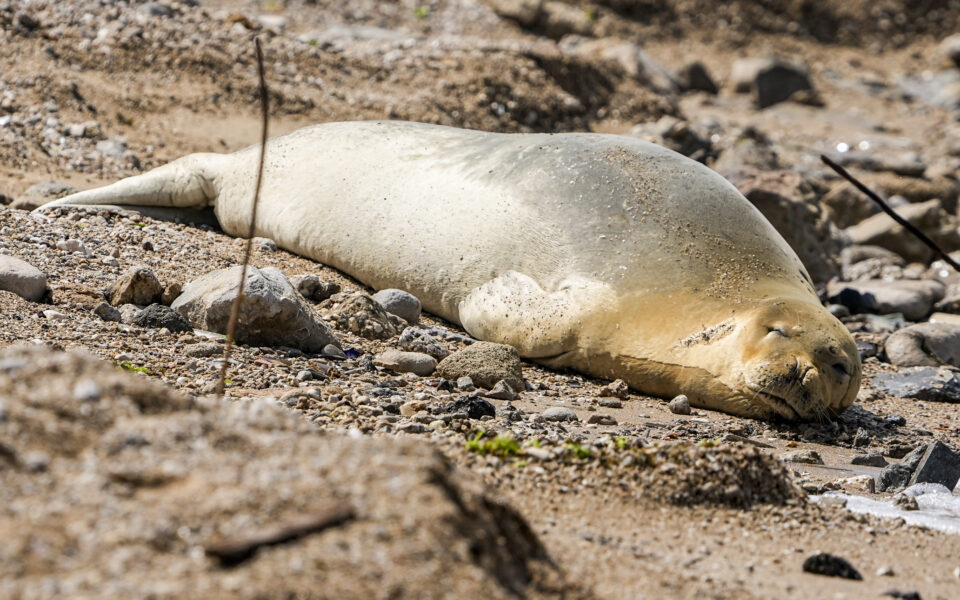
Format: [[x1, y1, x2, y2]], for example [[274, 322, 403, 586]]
[[252, 237, 277, 252], [828, 304, 850, 319], [841, 245, 905, 280], [107, 266, 163, 307], [730, 57, 815, 108], [851, 453, 888, 467], [892, 492, 919, 510], [484, 380, 519, 401], [172, 266, 338, 353], [541, 406, 578, 422], [801, 552, 862, 580], [587, 414, 617, 425], [668, 394, 691, 415], [456, 376, 476, 392], [92, 302, 121, 323], [833, 151, 927, 178], [884, 323, 960, 368], [435, 341, 524, 391], [826, 279, 945, 321], [934, 294, 960, 314], [131, 304, 192, 333], [598, 378, 629, 399], [856, 340, 878, 360], [119, 304, 143, 324], [10, 181, 77, 210], [782, 450, 824, 465], [870, 367, 960, 403], [372, 288, 421, 324], [290, 274, 340, 303], [910, 440, 960, 491], [876, 446, 928, 493], [676, 61, 718, 94], [564, 38, 677, 93], [324, 291, 402, 340], [846, 199, 960, 264], [185, 342, 222, 358], [373, 349, 437, 377], [0, 256, 47, 301], [398, 327, 449, 360], [712, 130, 782, 177], [322, 344, 346, 360]]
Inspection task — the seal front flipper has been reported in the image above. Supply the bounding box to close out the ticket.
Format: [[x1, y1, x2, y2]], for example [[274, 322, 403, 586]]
[[458, 271, 610, 359]]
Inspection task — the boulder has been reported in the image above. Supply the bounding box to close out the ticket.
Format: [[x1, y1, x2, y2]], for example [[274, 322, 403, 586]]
[[172, 266, 337, 352], [0, 256, 47, 301], [845, 199, 960, 263], [436, 341, 524, 391], [827, 279, 945, 321], [884, 323, 960, 368]]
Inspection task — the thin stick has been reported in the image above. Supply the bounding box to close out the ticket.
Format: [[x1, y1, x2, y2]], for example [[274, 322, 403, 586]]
[[216, 38, 270, 396], [820, 154, 960, 272]]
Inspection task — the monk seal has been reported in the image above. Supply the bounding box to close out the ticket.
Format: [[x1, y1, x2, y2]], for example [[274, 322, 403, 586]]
[[41, 120, 860, 420]]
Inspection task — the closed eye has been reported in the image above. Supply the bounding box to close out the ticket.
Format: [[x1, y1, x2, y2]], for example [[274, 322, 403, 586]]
[[766, 326, 787, 337]]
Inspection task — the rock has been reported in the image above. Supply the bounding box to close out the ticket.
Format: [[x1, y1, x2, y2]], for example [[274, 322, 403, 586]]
[[541, 406, 578, 422], [828, 304, 850, 318], [290, 274, 340, 302], [712, 130, 782, 177], [841, 245, 905, 281], [884, 323, 960, 367], [130, 304, 192, 333], [871, 367, 960, 403], [826, 279, 945, 321], [598, 378, 629, 399], [823, 182, 881, 228], [876, 445, 927, 492], [485, 0, 542, 28], [834, 151, 927, 178], [160, 281, 182, 306], [934, 295, 960, 314], [322, 344, 346, 360], [373, 349, 437, 377], [92, 302, 121, 322], [630, 116, 714, 163], [801, 552, 862, 580], [941, 33, 960, 68], [783, 450, 824, 465], [251, 237, 277, 252], [882, 591, 922, 600], [851, 453, 888, 467], [324, 291, 403, 340], [0, 256, 46, 301], [730, 57, 815, 108], [118, 304, 143, 324], [107, 266, 163, 306], [731, 169, 842, 283], [867, 173, 958, 213], [587, 414, 617, 425], [564, 37, 677, 93], [597, 397, 622, 408], [893, 493, 919, 511], [10, 180, 77, 210], [930, 312, 960, 327], [910, 440, 960, 491], [668, 394, 691, 415], [456, 376, 476, 391], [485, 380, 519, 400], [856, 340, 878, 360], [397, 327, 449, 360], [442, 396, 496, 420], [676, 61, 718, 94], [845, 199, 960, 263], [372, 288, 422, 324], [435, 341, 524, 391], [185, 342, 222, 358], [173, 266, 337, 353]]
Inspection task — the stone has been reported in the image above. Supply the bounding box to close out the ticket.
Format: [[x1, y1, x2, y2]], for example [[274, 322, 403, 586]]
[[0, 256, 46, 301], [668, 394, 691, 415], [541, 406, 578, 422], [131, 304, 192, 333], [185, 342, 222, 358], [910, 440, 960, 490], [598, 378, 629, 399], [841, 245, 905, 280], [676, 61, 718, 94], [826, 279, 945, 321], [934, 295, 960, 314], [290, 274, 340, 302], [563, 37, 677, 93], [851, 453, 888, 467], [892, 493, 919, 511], [731, 169, 842, 283], [252, 237, 277, 252], [398, 327, 449, 360], [92, 302, 121, 322], [442, 396, 496, 420], [782, 450, 824, 465], [323, 291, 402, 340], [160, 281, 182, 306], [845, 199, 960, 263], [823, 183, 881, 228], [587, 414, 617, 425], [801, 552, 862, 580], [630, 116, 714, 163], [867, 173, 958, 213], [881, 591, 921, 600], [876, 445, 926, 493], [172, 266, 338, 353], [730, 57, 815, 108], [485, 380, 519, 400], [435, 341, 524, 391], [871, 367, 960, 403], [834, 151, 927, 178], [372, 289, 421, 324], [10, 180, 77, 210], [884, 323, 960, 368], [456, 376, 476, 392], [107, 266, 163, 306], [712, 130, 782, 177], [373, 349, 437, 377], [118, 304, 143, 324]]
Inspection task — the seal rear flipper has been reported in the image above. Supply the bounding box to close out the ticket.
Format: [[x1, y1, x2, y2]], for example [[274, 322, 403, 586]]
[[458, 271, 609, 359]]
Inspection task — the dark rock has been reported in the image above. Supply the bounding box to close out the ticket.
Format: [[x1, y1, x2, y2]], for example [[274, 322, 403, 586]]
[[882, 590, 922, 600], [876, 445, 926, 492], [443, 396, 496, 420], [910, 440, 960, 490], [828, 304, 850, 319], [668, 394, 691, 415], [731, 57, 815, 108], [823, 183, 881, 228], [801, 552, 862, 580], [131, 304, 192, 333], [676, 61, 718, 94], [851, 453, 888, 467], [871, 367, 960, 403]]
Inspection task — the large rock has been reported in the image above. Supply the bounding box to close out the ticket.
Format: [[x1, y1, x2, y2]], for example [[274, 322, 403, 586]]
[[730, 57, 815, 108], [107, 266, 163, 306], [0, 345, 563, 599], [731, 170, 843, 283], [436, 341, 524, 391], [827, 279, 945, 321], [172, 266, 337, 352], [10, 180, 77, 210], [845, 199, 960, 263], [0, 256, 47, 301], [884, 323, 960, 368], [871, 366, 960, 403]]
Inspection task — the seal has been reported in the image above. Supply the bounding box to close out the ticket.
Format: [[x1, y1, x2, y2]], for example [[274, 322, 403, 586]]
[[41, 120, 860, 420]]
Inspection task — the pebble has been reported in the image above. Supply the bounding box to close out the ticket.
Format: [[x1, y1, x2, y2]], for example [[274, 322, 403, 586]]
[[0, 255, 47, 301], [372, 349, 437, 377], [372, 289, 422, 324], [668, 394, 691, 415], [92, 302, 121, 322], [456, 376, 476, 392], [484, 379, 519, 400], [185, 342, 222, 358], [801, 552, 862, 580], [587, 414, 617, 425], [542, 406, 578, 422]]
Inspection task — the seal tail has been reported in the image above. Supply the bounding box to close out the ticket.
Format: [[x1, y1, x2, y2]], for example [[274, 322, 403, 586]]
[[36, 153, 226, 212]]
